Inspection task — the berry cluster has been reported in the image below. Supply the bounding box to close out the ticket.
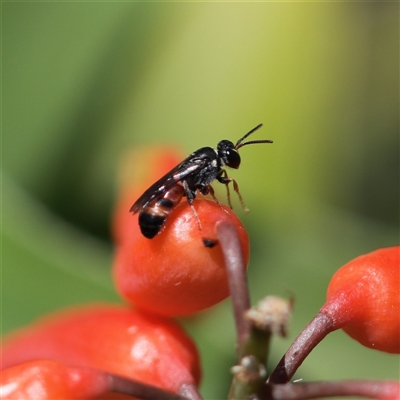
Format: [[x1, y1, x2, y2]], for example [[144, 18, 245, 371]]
[[2, 146, 399, 399]]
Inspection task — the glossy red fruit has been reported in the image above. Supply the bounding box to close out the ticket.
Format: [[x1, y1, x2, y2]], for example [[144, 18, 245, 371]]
[[114, 199, 249, 316], [323, 246, 400, 353], [2, 304, 201, 393], [112, 146, 250, 316], [0, 359, 110, 399]]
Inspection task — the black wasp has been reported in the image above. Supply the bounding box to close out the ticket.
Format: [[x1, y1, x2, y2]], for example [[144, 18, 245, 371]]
[[130, 124, 273, 239]]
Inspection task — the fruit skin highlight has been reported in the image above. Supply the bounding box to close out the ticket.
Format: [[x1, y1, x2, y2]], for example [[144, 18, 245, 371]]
[[323, 246, 400, 354]]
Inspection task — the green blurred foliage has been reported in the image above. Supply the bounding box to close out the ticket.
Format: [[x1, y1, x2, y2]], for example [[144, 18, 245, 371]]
[[2, 2, 398, 398]]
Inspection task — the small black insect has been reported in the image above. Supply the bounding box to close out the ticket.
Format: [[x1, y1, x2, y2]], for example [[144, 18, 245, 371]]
[[130, 124, 273, 239]]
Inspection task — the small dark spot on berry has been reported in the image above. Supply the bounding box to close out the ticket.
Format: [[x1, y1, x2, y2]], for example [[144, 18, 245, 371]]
[[203, 238, 218, 248]]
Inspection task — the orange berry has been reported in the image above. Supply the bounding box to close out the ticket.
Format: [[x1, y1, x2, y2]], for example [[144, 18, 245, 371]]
[[0, 359, 110, 399], [112, 146, 250, 316], [114, 199, 249, 316], [323, 246, 400, 353], [2, 304, 201, 393]]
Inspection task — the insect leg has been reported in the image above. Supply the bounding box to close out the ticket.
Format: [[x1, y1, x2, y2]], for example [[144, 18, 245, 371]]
[[206, 184, 231, 215], [231, 179, 249, 213], [217, 170, 249, 213], [206, 185, 220, 204], [182, 180, 202, 231], [216, 170, 233, 209]]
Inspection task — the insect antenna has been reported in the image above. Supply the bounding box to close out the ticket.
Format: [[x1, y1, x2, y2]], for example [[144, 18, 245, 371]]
[[235, 123, 273, 150]]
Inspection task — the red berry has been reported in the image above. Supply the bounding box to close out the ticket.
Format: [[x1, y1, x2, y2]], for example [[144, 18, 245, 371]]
[[323, 246, 400, 353], [112, 146, 250, 316], [114, 199, 249, 316], [0, 360, 110, 399], [2, 304, 201, 393]]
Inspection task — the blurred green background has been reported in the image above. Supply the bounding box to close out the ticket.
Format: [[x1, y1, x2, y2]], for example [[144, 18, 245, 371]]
[[3, 2, 399, 399]]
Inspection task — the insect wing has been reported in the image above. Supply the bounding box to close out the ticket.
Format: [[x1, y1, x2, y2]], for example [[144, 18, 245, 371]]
[[130, 157, 206, 214]]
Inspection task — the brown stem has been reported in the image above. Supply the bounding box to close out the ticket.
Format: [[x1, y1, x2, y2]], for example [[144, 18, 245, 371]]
[[216, 220, 251, 355], [260, 380, 400, 400], [217, 221, 270, 400], [268, 312, 334, 384]]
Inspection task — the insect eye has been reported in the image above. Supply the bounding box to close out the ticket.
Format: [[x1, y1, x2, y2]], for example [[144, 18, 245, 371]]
[[225, 149, 241, 169], [217, 140, 241, 169]]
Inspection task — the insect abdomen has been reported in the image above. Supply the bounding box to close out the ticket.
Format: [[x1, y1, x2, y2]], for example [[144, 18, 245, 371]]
[[139, 185, 184, 238]]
